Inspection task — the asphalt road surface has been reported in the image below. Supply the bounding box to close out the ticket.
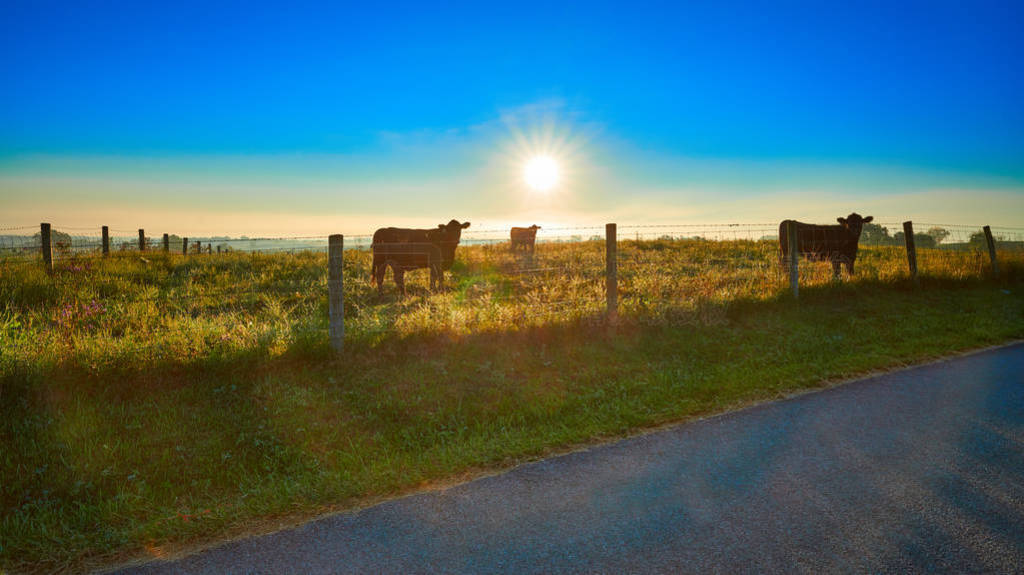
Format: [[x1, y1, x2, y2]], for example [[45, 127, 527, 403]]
[[116, 343, 1024, 574]]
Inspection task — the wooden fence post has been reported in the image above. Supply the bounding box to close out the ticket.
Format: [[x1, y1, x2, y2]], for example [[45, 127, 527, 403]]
[[217, 245, 221, 254], [606, 223, 618, 318], [41, 222, 53, 272], [182, 237, 189, 256], [163, 233, 169, 252], [138, 229, 146, 251], [102, 226, 109, 256], [983, 225, 999, 278], [787, 220, 799, 299], [328, 234, 344, 353], [903, 221, 918, 285]]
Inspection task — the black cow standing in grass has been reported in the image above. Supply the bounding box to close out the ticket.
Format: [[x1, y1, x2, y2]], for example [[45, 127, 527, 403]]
[[779, 213, 874, 278], [372, 219, 471, 295], [510, 225, 541, 252]]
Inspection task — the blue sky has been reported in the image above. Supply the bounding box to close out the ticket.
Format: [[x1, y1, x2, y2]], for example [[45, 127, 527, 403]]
[[1, 0, 1022, 234]]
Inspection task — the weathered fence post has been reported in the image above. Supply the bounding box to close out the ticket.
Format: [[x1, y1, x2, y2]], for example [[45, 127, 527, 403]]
[[162, 233, 169, 252], [217, 245, 221, 254], [40, 222, 53, 272], [138, 229, 146, 251], [328, 234, 344, 353], [983, 225, 999, 278], [903, 221, 918, 285], [182, 237, 189, 256], [787, 220, 799, 299], [606, 223, 618, 318], [101, 226, 109, 256]]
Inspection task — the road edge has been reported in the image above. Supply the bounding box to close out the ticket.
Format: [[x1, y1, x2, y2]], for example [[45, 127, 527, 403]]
[[96, 338, 1024, 574]]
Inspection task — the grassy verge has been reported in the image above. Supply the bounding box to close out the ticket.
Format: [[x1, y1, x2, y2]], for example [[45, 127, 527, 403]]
[[2, 244, 1023, 572]]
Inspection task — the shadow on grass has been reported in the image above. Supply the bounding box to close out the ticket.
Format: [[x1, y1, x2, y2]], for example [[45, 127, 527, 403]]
[[6, 269, 1023, 386], [2, 274, 1023, 572]]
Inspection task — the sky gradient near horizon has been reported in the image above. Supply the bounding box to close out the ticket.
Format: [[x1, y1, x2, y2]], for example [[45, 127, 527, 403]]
[[2, 0, 1022, 235]]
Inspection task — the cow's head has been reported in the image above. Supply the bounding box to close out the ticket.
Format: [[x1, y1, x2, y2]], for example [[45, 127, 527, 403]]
[[437, 219, 471, 239], [530, 225, 541, 231], [837, 213, 873, 238], [433, 220, 471, 266]]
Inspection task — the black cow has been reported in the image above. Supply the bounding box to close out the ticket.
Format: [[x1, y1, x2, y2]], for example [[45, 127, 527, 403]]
[[779, 213, 874, 277], [510, 225, 541, 252], [372, 219, 471, 295]]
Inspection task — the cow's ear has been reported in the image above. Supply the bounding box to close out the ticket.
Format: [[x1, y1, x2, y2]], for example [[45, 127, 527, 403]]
[[461, 222, 471, 229], [438, 224, 446, 229], [837, 217, 847, 225], [863, 216, 873, 223]]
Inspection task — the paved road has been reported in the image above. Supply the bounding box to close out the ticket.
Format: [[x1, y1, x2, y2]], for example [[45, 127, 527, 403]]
[[117, 343, 1024, 574]]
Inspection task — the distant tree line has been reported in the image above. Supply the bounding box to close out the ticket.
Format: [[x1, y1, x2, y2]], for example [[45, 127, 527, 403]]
[[860, 224, 953, 249], [860, 224, 1012, 250], [32, 229, 73, 245]]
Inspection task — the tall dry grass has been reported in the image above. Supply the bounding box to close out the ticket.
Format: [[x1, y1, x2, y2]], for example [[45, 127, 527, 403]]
[[1, 238, 1020, 373]]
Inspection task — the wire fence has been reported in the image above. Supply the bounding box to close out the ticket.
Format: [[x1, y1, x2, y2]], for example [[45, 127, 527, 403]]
[[2, 220, 1021, 348], [4, 221, 1021, 255]]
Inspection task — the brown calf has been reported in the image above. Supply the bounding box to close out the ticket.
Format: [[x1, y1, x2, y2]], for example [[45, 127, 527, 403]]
[[510, 225, 541, 252]]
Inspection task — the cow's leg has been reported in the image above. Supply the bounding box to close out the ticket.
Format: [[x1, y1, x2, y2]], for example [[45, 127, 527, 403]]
[[832, 260, 842, 279], [373, 258, 387, 296], [434, 265, 444, 292], [394, 266, 406, 297], [846, 259, 855, 276]]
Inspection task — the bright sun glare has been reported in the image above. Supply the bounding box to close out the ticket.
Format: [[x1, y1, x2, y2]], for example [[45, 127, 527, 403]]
[[524, 156, 559, 191]]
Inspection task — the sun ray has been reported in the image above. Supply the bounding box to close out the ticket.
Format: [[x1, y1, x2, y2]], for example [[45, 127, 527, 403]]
[[493, 105, 596, 203]]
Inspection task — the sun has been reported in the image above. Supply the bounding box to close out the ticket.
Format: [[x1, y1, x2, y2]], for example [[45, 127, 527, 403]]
[[524, 156, 559, 191]]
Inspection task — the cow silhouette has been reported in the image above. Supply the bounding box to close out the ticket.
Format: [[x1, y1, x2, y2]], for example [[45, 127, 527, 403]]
[[510, 225, 541, 252], [372, 220, 471, 295], [779, 213, 874, 277]]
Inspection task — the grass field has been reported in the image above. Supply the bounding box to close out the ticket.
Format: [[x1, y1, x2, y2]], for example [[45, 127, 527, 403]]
[[2, 239, 1023, 572]]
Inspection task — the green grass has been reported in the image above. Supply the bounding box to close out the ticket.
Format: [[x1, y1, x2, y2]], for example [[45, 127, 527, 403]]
[[2, 240, 1023, 573]]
